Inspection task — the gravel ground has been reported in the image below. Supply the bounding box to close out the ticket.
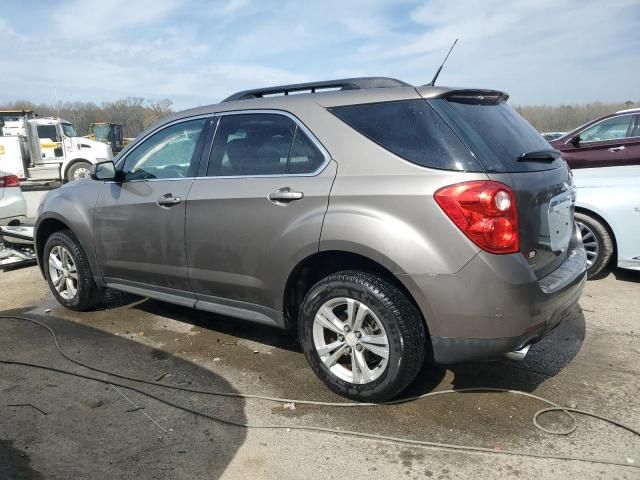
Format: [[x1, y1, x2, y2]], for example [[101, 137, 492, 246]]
[[0, 261, 639, 479]]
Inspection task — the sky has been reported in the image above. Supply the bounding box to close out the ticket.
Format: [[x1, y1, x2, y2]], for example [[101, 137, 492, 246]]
[[1, 0, 639, 110]]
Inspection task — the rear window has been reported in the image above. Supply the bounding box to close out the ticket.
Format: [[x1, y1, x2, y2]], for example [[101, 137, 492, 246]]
[[428, 98, 562, 172], [329, 100, 482, 172]]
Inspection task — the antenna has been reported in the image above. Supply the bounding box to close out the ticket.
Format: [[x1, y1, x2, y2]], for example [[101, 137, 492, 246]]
[[427, 38, 458, 86]]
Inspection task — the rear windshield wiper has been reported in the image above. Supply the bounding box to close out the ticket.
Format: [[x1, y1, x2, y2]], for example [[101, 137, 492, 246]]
[[517, 149, 562, 162]]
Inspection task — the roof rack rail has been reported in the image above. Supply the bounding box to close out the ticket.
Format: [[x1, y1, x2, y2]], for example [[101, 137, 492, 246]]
[[222, 77, 411, 102]]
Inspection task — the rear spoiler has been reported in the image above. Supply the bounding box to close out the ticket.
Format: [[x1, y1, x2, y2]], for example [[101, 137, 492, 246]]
[[418, 87, 509, 105]]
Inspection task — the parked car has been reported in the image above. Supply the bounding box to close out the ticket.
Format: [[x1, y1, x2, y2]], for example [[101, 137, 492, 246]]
[[551, 108, 640, 169], [541, 132, 566, 142], [572, 165, 640, 277], [0, 170, 27, 225], [35, 77, 587, 401]]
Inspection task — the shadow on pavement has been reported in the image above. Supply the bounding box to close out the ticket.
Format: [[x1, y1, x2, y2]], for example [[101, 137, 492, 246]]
[[0, 309, 246, 480], [612, 267, 640, 283], [450, 305, 586, 392]]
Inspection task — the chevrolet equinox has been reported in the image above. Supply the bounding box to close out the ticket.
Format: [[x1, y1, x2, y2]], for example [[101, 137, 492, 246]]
[[35, 77, 587, 401]]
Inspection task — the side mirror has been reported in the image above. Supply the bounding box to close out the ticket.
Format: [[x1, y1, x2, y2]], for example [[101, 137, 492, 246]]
[[569, 134, 580, 147], [54, 136, 63, 143], [90, 161, 117, 181]]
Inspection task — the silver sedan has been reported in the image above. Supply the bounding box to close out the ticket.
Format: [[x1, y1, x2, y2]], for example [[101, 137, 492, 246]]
[[0, 170, 27, 226]]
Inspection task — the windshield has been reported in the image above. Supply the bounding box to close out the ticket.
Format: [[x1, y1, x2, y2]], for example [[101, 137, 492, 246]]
[[92, 124, 111, 140], [429, 98, 562, 172], [61, 123, 77, 137]]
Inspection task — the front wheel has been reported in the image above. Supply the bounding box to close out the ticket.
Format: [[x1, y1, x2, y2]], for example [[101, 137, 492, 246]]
[[299, 271, 426, 402], [44, 230, 103, 310], [66, 161, 92, 182]]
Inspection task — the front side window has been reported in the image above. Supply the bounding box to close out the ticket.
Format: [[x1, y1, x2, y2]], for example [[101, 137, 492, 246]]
[[121, 118, 206, 180], [61, 123, 77, 137], [579, 115, 633, 143], [207, 113, 325, 176]]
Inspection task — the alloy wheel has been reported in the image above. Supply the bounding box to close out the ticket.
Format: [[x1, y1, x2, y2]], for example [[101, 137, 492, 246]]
[[312, 297, 389, 385], [48, 245, 78, 300], [577, 221, 600, 268]]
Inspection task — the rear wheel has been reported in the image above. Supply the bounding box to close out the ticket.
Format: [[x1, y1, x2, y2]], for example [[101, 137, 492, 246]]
[[575, 212, 614, 279], [44, 230, 103, 310], [299, 271, 426, 402], [67, 161, 92, 182]]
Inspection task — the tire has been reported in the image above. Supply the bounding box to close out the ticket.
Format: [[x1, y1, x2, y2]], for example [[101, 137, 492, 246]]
[[575, 212, 614, 279], [43, 230, 103, 311], [299, 270, 426, 402], [66, 161, 92, 182]]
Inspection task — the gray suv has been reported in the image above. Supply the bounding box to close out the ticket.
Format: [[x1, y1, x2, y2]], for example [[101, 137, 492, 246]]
[[35, 77, 587, 401]]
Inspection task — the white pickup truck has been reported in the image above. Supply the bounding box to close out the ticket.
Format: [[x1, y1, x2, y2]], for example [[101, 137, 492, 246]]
[[0, 110, 113, 185]]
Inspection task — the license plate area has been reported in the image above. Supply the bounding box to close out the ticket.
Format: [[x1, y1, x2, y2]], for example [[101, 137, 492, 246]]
[[548, 191, 573, 253]]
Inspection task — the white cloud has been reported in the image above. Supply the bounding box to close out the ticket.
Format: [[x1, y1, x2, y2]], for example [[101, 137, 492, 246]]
[[53, 0, 184, 38], [0, 0, 638, 109]]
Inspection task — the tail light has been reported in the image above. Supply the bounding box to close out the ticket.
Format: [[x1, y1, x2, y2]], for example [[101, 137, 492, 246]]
[[434, 181, 519, 254], [0, 174, 20, 188]]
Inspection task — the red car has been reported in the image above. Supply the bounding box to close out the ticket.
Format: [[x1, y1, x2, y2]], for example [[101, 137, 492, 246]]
[[551, 108, 640, 169]]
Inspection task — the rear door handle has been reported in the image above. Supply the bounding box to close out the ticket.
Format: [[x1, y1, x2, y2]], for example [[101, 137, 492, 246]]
[[268, 187, 304, 204], [156, 194, 181, 207], [608, 146, 625, 152]]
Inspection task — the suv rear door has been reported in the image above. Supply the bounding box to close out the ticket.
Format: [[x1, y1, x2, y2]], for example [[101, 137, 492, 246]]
[[425, 90, 575, 279], [185, 111, 335, 325]]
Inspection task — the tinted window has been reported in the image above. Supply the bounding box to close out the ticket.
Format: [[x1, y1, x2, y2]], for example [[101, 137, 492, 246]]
[[288, 127, 325, 174], [330, 100, 481, 172], [37, 125, 58, 139], [122, 118, 206, 180], [208, 114, 298, 176], [579, 115, 633, 143], [429, 98, 561, 172]]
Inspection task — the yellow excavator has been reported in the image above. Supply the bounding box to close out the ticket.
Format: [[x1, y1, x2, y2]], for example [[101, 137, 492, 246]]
[[87, 122, 129, 154]]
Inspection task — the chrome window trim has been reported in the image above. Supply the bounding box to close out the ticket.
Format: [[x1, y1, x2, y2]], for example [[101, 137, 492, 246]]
[[199, 108, 332, 179], [566, 112, 639, 146]]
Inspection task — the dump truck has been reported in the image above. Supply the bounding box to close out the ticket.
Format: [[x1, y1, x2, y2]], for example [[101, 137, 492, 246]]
[[0, 110, 113, 185]]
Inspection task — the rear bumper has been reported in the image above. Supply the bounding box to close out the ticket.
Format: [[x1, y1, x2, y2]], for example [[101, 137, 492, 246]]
[[397, 225, 587, 364]]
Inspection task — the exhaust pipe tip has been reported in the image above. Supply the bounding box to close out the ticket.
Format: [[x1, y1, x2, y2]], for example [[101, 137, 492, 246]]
[[504, 344, 531, 361]]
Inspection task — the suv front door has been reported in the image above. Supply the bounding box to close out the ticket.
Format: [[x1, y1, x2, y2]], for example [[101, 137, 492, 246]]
[[185, 112, 336, 325], [94, 117, 209, 303], [562, 113, 640, 168]]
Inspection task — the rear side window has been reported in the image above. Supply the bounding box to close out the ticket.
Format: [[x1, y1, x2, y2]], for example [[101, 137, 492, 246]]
[[329, 100, 481, 172], [429, 98, 562, 172], [207, 113, 325, 176], [37, 125, 58, 139]]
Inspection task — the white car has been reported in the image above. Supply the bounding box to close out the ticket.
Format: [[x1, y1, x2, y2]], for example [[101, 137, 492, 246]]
[[0, 170, 27, 225], [573, 165, 640, 277]]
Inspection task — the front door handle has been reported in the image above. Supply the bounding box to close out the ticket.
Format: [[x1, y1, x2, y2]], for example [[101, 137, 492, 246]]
[[156, 194, 181, 207], [268, 187, 304, 204], [608, 146, 625, 152]]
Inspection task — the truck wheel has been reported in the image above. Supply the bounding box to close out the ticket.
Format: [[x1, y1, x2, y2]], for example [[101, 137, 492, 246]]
[[575, 212, 614, 279], [44, 230, 103, 311], [67, 161, 92, 182], [299, 270, 426, 402]]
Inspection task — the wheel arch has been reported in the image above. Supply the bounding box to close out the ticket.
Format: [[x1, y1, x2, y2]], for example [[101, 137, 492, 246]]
[[282, 250, 427, 332], [35, 217, 72, 278]]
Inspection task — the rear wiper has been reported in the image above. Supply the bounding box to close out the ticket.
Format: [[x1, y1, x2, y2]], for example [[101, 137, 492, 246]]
[[518, 149, 562, 162]]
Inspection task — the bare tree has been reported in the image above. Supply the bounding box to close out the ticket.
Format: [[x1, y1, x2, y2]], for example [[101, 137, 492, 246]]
[[1, 97, 174, 137]]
